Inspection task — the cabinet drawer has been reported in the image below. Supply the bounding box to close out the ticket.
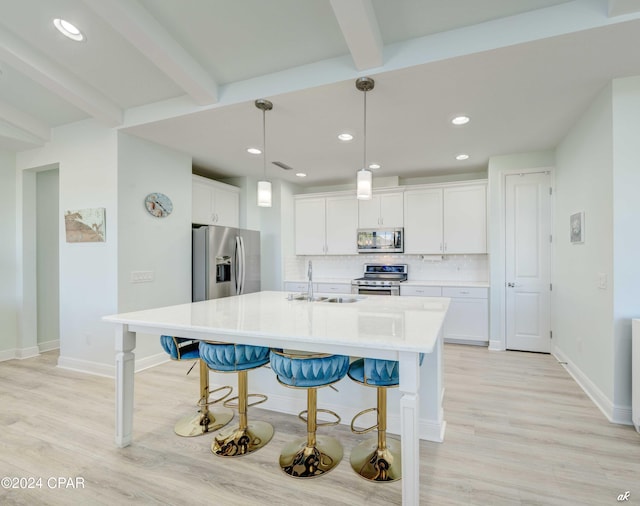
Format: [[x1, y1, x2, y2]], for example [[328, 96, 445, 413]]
[[284, 282, 312, 293], [401, 285, 442, 297], [316, 282, 352, 294], [442, 286, 488, 299]]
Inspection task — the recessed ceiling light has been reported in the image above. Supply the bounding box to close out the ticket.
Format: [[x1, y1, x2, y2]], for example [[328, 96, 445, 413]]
[[368, 163, 381, 169], [247, 147, 262, 155], [295, 173, 307, 178], [451, 115, 470, 126], [455, 154, 470, 161], [338, 133, 353, 141], [53, 19, 85, 42]]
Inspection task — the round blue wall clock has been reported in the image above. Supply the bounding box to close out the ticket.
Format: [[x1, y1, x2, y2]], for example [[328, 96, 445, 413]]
[[144, 192, 173, 218]]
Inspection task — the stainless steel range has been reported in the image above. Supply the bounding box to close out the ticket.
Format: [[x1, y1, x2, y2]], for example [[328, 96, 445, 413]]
[[351, 263, 408, 296]]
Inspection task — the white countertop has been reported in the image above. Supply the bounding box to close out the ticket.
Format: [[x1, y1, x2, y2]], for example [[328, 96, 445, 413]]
[[104, 290, 450, 355]]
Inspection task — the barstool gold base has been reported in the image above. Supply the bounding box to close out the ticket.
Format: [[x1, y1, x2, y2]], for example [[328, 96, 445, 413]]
[[350, 437, 401, 482], [174, 407, 234, 437], [212, 421, 274, 457], [279, 436, 343, 478]]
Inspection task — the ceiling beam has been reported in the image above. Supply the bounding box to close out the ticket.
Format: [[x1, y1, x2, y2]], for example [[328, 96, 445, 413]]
[[608, 0, 640, 16], [330, 0, 383, 71], [0, 99, 50, 142], [0, 26, 122, 127], [83, 0, 218, 106], [0, 120, 48, 149]]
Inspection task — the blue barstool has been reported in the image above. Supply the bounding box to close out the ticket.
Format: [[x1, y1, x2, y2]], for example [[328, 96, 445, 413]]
[[347, 358, 403, 482], [199, 341, 274, 457], [160, 335, 233, 437], [270, 350, 349, 478]]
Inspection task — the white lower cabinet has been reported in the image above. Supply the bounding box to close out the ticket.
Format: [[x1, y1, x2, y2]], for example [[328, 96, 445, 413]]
[[401, 284, 489, 345], [284, 282, 313, 293], [284, 281, 352, 295], [400, 285, 442, 297], [316, 282, 352, 294]]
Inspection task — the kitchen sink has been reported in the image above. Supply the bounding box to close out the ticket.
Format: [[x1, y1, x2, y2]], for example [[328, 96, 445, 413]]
[[325, 297, 360, 303], [288, 294, 329, 302]]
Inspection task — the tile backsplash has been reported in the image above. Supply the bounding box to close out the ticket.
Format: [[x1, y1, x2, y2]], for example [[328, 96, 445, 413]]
[[285, 254, 488, 282]]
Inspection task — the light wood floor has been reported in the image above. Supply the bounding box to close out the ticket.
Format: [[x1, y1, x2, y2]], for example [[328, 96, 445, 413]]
[[0, 344, 638, 505]]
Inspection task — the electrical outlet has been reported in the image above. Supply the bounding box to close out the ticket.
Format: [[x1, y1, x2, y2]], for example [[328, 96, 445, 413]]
[[130, 271, 155, 283]]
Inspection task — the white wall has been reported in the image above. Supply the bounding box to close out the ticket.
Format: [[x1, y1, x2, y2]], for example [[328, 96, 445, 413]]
[[36, 168, 59, 349], [611, 77, 640, 410], [485, 151, 555, 349], [554, 84, 615, 408], [15, 122, 194, 376], [553, 77, 640, 423], [17, 120, 118, 374], [259, 179, 297, 291], [117, 132, 192, 365], [0, 150, 17, 358]]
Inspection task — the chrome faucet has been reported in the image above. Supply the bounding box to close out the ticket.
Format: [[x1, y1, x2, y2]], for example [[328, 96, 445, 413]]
[[307, 260, 313, 300]]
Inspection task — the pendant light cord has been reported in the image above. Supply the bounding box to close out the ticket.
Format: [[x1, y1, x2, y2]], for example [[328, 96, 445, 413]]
[[262, 108, 267, 179], [363, 88, 367, 170]]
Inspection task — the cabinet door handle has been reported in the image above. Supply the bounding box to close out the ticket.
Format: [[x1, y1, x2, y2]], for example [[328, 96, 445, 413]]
[[460, 290, 470, 295]]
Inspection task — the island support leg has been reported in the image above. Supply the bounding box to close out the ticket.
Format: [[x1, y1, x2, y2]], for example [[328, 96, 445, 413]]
[[115, 324, 136, 448], [398, 351, 420, 506]]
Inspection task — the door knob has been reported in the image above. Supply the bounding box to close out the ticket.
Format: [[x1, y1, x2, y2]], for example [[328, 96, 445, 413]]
[[507, 282, 515, 288]]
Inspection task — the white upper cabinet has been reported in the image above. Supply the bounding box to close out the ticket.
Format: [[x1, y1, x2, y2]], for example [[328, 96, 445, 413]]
[[404, 183, 487, 254], [358, 192, 403, 228], [404, 188, 443, 254], [325, 196, 358, 254], [192, 175, 240, 228], [443, 185, 487, 254], [295, 197, 326, 255], [295, 195, 358, 255]]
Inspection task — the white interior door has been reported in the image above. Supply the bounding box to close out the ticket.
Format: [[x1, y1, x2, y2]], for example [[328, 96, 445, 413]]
[[505, 172, 551, 353]]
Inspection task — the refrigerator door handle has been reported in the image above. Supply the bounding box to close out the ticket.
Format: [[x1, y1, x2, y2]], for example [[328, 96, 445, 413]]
[[239, 236, 246, 294], [234, 236, 242, 295]]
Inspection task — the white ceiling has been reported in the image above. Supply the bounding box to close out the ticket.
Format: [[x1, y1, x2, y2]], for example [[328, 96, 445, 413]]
[[1, 0, 640, 186]]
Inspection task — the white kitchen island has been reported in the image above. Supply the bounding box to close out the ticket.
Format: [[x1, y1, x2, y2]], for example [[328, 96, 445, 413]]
[[103, 291, 450, 506]]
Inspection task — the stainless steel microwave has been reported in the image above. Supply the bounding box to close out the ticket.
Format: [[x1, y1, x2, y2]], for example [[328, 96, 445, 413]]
[[357, 228, 404, 253]]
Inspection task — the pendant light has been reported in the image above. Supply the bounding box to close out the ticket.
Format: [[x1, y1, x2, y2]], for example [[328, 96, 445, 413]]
[[356, 77, 374, 200], [255, 99, 273, 207]]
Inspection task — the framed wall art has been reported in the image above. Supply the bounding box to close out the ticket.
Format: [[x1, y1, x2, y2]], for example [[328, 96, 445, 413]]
[[65, 208, 106, 243], [570, 211, 584, 244]]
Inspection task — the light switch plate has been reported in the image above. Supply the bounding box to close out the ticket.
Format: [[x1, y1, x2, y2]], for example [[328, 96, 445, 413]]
[[597, 273, 607, 289], [131, 271, 155, 283]]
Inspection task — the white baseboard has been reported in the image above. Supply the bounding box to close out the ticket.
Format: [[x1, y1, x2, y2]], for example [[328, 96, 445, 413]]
[[57, 352, 169, 378], [57, 356, 114, 378], [134, 352, 170, 372], [488, 339, 505, 351], [16, 346, 40, 359], [38, 339, 60, 353], [553, 347, 633, 426], [0, 349, 17, 362]]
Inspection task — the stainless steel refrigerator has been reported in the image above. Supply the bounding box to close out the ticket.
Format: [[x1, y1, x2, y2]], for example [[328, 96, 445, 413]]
[[192, 225, 261, 302]]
